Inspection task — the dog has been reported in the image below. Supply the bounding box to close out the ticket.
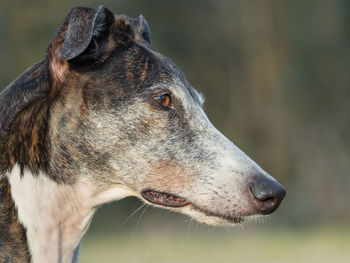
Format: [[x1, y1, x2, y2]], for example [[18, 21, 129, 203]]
[[0, 6, 285, 263]]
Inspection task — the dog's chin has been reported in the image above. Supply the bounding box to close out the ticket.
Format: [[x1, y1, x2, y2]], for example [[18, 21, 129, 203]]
[[140, 189, 246, 226], [178, 204, 245, 226]]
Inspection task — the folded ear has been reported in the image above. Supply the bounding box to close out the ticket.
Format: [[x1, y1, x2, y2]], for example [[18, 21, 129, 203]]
[[133, 15, 152, 44], [60, 5, 115, 61]]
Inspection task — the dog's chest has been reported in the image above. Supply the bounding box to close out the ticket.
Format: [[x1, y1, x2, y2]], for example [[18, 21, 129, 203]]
[[5, 165, 98, 263]]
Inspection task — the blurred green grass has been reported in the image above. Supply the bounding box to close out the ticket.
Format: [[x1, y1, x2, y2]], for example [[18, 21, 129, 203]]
[[80, 226, 350, 263]]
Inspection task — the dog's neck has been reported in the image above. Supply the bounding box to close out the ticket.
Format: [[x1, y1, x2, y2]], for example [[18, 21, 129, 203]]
[[0, 58, 135, 263], [6, 165, 133, 263], [7, 165, 95, 263]]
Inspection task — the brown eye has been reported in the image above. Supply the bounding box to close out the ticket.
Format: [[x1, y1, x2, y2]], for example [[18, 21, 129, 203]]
[[155, 94, 171, 108]]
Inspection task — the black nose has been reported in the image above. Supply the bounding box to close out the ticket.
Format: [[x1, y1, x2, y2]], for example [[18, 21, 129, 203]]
[[249, 176, 286, 215]]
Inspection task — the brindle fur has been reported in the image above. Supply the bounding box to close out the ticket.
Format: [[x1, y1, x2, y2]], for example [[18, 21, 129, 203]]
[[0, 178, 30, 263], [0, 6, 285, 263], [0, 6, 155, 262]]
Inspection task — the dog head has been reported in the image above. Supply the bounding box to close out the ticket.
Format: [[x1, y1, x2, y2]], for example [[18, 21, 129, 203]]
[[5, 6, 285, 226]]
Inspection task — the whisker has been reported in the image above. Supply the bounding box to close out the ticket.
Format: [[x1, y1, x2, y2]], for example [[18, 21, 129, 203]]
[[119, 203, 147, 227], [135, 204, 149, 228], [195, 221, 200, 232], [187, 218, 193, 236]]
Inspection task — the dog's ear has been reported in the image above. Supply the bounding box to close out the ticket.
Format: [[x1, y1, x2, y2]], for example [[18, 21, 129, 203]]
[[60, 5, 115, 61], [133, 15, 152, 44]]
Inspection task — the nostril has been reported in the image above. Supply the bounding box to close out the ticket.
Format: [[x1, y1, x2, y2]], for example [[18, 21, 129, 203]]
[[249, 184, 278, 201], [249, 185, 276, 202], [249, 176, 286, 215], [257, 193, 276, 203]]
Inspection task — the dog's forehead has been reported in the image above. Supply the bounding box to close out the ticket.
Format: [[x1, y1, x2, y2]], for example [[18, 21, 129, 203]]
[[111, 41, 204, 105], [82, 39, 204, 108]]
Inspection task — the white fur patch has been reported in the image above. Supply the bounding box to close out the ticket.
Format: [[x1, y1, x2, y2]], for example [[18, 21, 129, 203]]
[[8, 165, 135, 263]]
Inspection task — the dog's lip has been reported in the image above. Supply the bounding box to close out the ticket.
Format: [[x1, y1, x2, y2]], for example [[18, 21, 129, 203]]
[[141, 189, 190, 207], [190, 204, 245, 224], [141, 189, 244, 224]]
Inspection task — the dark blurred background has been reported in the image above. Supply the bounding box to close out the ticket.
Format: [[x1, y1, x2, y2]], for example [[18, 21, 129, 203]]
[[1, 0, 349, 262]]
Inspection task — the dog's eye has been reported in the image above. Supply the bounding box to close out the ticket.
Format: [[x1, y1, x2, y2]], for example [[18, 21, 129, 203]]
[[154, 94, 171, 108]]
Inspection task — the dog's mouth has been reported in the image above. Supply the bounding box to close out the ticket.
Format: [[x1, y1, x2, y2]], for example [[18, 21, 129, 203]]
[[141, 190, 190, 207], [191, 204, 244, 224], [141, 189, 244, 224]]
